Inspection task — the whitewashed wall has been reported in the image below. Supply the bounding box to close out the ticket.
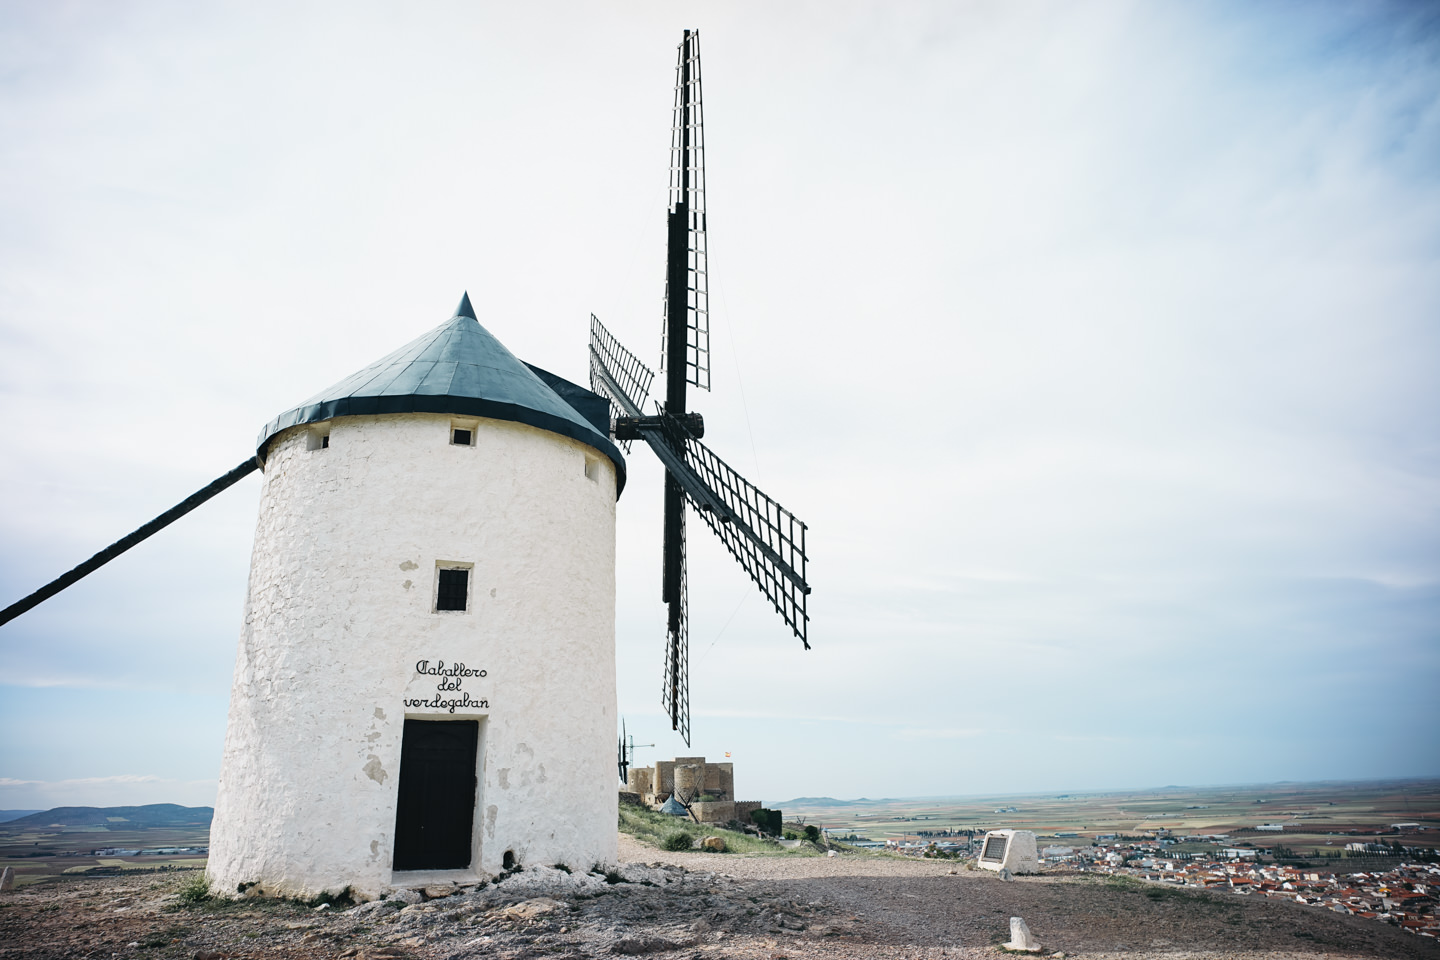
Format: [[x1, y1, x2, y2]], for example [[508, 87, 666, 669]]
[[208, 412, 618, 900]]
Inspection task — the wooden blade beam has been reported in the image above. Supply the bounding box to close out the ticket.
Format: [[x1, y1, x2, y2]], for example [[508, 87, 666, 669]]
[[0, 458, 260, 628], [661, 480, 690, 744], [589, 347, 645, 418]]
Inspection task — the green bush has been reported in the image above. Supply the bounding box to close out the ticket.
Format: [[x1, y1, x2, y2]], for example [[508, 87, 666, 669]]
[[620, 804, 833, 857], [176, 873, 211, 905], [803, 825, 821, 843], [660, 831, 695, 851], [751, 808, 783, 836]]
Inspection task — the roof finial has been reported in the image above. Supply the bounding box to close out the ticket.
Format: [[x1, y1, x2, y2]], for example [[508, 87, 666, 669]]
[[455, 291, 476, 319]]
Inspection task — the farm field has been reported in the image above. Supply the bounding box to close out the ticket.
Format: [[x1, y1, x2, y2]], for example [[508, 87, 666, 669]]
[[779, 777, 1440, 857], [0, 810, 210, 887], [4, 779, 1436, 887]]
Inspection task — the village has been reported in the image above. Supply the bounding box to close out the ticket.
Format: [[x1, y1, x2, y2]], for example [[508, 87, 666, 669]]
[[1093, 850, 1440, 939]]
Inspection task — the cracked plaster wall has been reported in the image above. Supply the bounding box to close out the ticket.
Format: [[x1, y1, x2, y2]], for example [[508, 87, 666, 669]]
[[208, 412, 618, 899]]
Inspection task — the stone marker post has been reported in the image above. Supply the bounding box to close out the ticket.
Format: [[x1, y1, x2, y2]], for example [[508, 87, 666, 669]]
[[0, 866, 14, 893], [1004, 916, 1040, 952]]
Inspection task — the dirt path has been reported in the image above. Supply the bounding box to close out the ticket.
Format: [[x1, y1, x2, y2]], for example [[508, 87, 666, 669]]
[[620, 837, 1438, 958], [1, 842, 1434, 959]]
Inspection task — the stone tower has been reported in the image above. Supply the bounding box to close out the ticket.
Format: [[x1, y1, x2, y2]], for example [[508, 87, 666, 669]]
[[207, 294, 625, 900]]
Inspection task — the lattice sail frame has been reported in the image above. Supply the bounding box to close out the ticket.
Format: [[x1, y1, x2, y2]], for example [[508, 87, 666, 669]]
[[681, 431, 810, 648], [588, 314, 654, 448], [660, 506, 690, 745], [660, 31, 710, 392]]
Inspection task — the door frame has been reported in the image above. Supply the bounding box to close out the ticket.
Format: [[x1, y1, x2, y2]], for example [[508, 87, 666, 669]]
[[389, 711, 487, 883]]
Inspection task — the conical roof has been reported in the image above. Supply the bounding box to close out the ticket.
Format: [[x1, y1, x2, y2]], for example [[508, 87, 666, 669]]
[[256, 295, 625, 493], [658, 796, 688, 816]]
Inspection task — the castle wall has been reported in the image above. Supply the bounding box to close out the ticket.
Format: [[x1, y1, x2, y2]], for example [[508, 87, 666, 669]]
[[673, 762, 704, 799], [208, 412, 618, 900], [654, 761, 675, 798], [705, 763, 733, 800], [626, 768, 653, 799], [691, 801, 736, 824], [734, 801, 762, 823]]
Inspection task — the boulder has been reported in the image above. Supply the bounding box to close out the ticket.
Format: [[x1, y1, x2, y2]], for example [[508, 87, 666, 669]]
[[503, 897, 564, 920]]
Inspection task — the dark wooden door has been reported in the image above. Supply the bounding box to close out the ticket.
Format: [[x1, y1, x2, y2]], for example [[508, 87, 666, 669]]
[[392, 719, 479, 870]]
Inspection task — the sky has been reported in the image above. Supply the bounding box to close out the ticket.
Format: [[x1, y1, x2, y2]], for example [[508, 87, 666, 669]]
[[0, 0, 1437, 810]]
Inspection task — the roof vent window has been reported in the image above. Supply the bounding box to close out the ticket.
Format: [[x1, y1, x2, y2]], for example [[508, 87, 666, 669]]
[[451, 420, 478, 447]]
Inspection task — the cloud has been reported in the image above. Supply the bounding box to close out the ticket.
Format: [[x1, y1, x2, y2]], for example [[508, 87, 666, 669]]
[[896, 728, 986, 740]]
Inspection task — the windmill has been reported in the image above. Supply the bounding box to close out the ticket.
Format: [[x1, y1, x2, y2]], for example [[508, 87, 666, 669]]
[[617, 719, 654, 784], [588, 30, 811, 747]]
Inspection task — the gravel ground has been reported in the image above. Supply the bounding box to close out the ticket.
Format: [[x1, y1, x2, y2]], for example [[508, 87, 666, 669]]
[[2, 838, 1435, 960]]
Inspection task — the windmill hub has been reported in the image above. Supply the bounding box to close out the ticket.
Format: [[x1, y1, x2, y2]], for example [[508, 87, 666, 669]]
[[613, 412, 704, 441]]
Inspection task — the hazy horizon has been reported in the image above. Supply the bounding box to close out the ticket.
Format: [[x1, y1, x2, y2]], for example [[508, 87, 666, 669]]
[[5, 774, 1439, 814]]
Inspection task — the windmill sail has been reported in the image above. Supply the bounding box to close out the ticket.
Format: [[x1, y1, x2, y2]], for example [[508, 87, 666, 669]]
[[591, 30, 810, 748], [682, 434, 809, 648], [661, 30, 710, 395], [589, 314, 654, 447]]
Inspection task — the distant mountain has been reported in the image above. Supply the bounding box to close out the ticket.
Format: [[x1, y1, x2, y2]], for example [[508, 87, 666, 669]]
[[0, 810, 43, 823], [773, 797, 888, 807], [0, 804, 213, 830]]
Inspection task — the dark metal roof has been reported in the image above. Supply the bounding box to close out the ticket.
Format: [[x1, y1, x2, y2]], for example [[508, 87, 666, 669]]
[[257, 295, 625, 495]]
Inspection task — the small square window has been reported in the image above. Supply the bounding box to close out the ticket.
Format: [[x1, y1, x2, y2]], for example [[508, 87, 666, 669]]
[[584, 456, 601, 482], [452, 428, 473, 446], [321, 435, 330, 449], [436, 568, 469, 612], [306, 428, 331, 451]]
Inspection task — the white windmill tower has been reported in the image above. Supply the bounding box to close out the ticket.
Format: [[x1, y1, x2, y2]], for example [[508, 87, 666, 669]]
[[205, 293, 626, 899]]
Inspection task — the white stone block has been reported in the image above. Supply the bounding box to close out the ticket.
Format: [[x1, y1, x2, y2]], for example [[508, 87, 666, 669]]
[[976, 829, 1039, 875], [1004, 916, 1041, 951]]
